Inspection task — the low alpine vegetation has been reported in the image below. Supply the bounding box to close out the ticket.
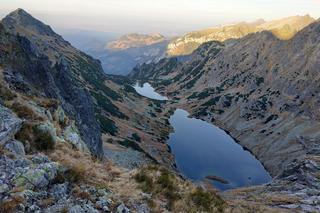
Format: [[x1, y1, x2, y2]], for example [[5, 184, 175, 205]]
[[134, 165, 225, 212]]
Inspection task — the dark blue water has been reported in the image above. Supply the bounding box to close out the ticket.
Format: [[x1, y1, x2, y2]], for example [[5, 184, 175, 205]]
[[168, 109, 271, 190], [134, 83, 272, 190]]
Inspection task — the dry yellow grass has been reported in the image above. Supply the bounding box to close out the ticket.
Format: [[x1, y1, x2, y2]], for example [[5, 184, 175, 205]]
[[225, 199, 293, 213], [49, 142, 119, 187], [38, 197, 55, 208], [10, 101, 44, 121], [134, 165, 225, 212], [0, 196, 25, 213]]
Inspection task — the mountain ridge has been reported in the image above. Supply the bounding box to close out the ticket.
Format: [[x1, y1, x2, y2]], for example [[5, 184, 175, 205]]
[[166, 14, 315, 56], [107, 33, 166, 50]]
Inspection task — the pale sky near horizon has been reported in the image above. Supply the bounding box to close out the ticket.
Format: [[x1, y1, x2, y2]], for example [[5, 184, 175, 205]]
[[0, 0, 319, 35]]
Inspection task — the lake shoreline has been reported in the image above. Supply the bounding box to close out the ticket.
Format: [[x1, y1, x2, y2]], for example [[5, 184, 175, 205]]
[[133, 82, 272, 191]]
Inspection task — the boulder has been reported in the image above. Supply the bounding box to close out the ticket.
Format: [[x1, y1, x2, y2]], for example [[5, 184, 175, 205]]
[[117, 203, 130, 213], [13, 162, 59, 189], [68, 204, 99, 213], [0, 104, 23, 145], [0, 183, 9, 193], [63, 122, 89, 152], [31, 155, 50, 164], [4, 139, 25, 156], [36, 122, 58, 144], [50, 183, 69, 200]]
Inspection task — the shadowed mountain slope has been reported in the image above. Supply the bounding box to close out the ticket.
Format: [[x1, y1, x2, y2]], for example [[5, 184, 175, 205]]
[[0, 9, 173, 163]]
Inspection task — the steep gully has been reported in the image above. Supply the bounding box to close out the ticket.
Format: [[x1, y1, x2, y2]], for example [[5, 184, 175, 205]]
[[133, 82, 271, 190]]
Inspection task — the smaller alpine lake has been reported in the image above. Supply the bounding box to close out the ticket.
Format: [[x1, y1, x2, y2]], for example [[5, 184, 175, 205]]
[[133, 82, 272, 190], [133, 82, 168, 100]]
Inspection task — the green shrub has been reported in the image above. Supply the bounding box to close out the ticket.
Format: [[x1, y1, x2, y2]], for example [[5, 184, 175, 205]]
[[16, 122, 55, 152], [33, 127, 55, 151], [202, 96, 221, 106], [123, 84, 136, 93], [119, 139, 143, 151], [134, 169, 154, 192], [157, 168, 174, 189], [76, 57, 121, 101], [190, 187, 224, 212], [97, 115, 118, 136], [157, 168, 180, 210], [0, 84, 16, 101], [131, 133, 141, 142]]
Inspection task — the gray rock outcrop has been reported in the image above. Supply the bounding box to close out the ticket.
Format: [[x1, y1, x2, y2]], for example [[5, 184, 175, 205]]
[[0, 9, 103, 158], [0, 104, 23, 145]]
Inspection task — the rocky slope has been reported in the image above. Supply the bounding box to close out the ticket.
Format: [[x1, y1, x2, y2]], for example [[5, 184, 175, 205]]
[[130, 20, 320, 212], [167, 15, 315, 56], [0, 9, 175, 168], [0, 9, 205, 212], [0, 100, 290, 212], [1, 9, 104, 157]]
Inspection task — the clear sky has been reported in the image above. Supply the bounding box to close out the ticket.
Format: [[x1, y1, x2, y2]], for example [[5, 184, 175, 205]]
[[0, 0, 319, 35]]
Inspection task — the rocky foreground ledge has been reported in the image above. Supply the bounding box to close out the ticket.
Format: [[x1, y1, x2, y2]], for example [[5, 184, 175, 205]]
[[0, 98, 296, 213], [0, 104, 135, 212]]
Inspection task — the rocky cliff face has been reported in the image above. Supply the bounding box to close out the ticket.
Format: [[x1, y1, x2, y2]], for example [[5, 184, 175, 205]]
[[1, 9, 104, 157], [0, 9, 179, 212], [167, 15, 315, 56]]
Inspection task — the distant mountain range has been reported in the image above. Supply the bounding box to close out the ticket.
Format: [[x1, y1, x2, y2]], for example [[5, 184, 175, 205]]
[[76, 15, 315, 75], [167, 15, 315, 56], [107, 33, 166, 50], [86, 33, 169, 75]]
